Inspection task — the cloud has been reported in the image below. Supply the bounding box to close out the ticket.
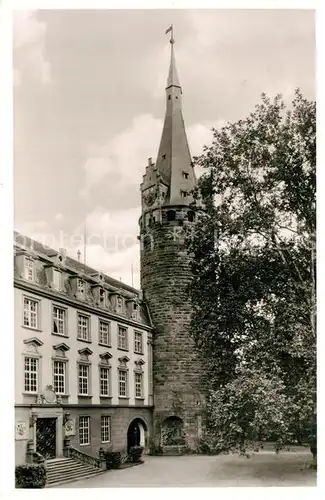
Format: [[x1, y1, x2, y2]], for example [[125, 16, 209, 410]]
[[13, 11, 51, 86], [65, 241, 140, 288], [15, 219, 49, 239], [79, 113, 215, 204], [80, 114, 162, 198]]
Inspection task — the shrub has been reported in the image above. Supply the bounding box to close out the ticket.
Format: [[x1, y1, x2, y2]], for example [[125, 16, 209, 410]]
[[15, 464, 47, 489], [104, 451, 122, 470], [148, 439, 163, 456], [128, 446, 144, 463]]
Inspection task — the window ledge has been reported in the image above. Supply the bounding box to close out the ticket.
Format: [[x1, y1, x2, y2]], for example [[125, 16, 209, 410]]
[[135, 397, 145, 400], [117, 347, 129, 352], [118, 396, 129, 399], [99, 395, 112, 399], [98, 342, 111, 348], [134, 351, 144, 355], [79, 443, 90, 447], [52, 332, 69, 338], [101, 440, 111, 444], [22, 392, 38, 396], [77, 338, 92, 344], [78, 394, 93, 398], [22, 326, 42, 333]]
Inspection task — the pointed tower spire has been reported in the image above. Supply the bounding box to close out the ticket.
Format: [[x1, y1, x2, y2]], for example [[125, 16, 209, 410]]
[[167, 35, 180, 89], [153, 28, 196, 206]]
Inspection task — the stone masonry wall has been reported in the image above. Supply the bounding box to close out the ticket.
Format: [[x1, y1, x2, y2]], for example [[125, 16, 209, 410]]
[[140, 219, 205, 450]]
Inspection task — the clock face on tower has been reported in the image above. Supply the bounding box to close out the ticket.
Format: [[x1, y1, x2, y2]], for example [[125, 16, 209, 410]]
[[143, 187, 159, 209], [143, 189, 156, 208], [143, 184, 168, 210]]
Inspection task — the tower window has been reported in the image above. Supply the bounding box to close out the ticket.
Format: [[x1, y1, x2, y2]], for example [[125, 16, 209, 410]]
[[168, 95, 171, 100], [188, 211, 195, 222], [180, 190, 188, 198], [182, 172, 189, 180], [167, 210, 176, 221], [162, 154, 166, 159]]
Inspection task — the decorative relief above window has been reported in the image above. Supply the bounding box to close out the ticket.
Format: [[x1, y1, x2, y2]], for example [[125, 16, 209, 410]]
[[118, 355, 130, 368], [23, 337, 43, 355], [134, 359, 145, 371], [53, 343, 70, 359], [99, 352, 112, 365], [78, 347, 93, 363]]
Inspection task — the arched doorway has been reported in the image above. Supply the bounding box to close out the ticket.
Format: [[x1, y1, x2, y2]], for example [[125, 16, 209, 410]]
[[127, 418, 147, 452]]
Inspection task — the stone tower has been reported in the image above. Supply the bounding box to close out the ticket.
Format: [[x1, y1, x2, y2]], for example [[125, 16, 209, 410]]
[[139, 33, 204, 452]]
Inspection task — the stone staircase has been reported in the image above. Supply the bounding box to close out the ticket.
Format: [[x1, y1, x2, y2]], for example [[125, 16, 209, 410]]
[[46, 457, 104, 487]]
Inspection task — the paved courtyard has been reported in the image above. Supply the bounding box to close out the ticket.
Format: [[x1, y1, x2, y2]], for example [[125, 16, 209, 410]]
[[57, 451, 316, 488]]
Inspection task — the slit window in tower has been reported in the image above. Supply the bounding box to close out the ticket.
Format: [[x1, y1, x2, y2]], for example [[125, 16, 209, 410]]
[[168, 95, 171, 100], [188, 211, 195, 222], [167, 210, 176, 221], [180, 190, 188, 198], [162, 154, 166, 160], [182, 172, 189, 180]]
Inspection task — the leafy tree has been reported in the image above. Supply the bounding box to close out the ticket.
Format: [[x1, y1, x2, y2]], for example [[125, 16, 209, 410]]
[[188, 90, 316, 456]]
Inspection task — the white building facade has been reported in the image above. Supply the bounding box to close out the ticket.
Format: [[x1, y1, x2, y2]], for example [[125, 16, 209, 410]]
[[14, 232, 153, 465]]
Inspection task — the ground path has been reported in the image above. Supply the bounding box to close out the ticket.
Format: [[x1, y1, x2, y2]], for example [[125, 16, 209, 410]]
[[56, 451, 316, 488]]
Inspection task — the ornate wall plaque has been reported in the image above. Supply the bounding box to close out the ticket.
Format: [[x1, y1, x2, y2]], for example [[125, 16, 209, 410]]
[[64, 419, 76, 436], [16, 421, 29, 440]]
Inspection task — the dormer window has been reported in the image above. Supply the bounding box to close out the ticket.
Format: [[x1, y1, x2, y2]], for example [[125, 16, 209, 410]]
[[77, 278, 84, 294], [52, 269, 62, 290], [99, 288, 106, 306], [24, 256, 34, 282], [117, 296, 123, 312]]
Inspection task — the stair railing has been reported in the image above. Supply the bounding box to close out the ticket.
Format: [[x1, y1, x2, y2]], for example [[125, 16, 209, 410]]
[[65, 446, 105, 469]]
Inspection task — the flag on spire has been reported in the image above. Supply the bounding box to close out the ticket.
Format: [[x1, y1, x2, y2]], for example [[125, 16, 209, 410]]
[[165, 25, 175, 44]]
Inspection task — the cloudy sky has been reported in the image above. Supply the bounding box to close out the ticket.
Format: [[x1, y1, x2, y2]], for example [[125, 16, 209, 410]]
[[13, 9, 315, 288]]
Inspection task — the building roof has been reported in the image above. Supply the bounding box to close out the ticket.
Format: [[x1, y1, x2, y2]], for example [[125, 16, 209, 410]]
[[14, 231, 152, 327], [14, 231, 139, 296]]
